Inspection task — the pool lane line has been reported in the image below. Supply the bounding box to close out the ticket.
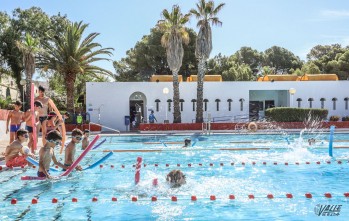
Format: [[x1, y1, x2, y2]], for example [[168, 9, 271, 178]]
[[5, 192, 349, 204], [96, 146, 349, 153], [94, 160, 349, 169]]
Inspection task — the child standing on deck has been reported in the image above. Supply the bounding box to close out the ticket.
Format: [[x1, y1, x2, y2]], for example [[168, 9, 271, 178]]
[[38, 130, 67, 178], [6, 101, 24, 144], [81, 129, 90, 150], [64, 128, 83, 171], [23, 101, 43, 153], [5, 129, 34, 168]]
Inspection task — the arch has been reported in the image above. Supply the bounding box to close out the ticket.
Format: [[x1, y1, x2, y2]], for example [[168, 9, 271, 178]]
[[155, 99, 161, 112], [345, 97, 349, 110], [296, 98, 302, 108], [332, 97, 337, 110], [179, 99, 185, 112], [320, 98, 326, 109], [203, 99, 209, 111], [129, 91, 147, 127], [227, 99, 233, 111], [191, 99, 196, 111], [239, 98, 245, 111], [215, 99, 221, 111], [167, 99, 172, 112]]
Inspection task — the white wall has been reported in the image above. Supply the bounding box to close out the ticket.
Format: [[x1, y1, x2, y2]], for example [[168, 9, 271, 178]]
[[86, 81, 349, 132]]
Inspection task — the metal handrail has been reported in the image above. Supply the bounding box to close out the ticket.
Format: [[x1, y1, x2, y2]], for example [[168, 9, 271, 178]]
[[89, 122, 120, 135]]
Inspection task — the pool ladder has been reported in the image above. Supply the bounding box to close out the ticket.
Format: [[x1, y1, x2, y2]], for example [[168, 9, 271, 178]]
[[202, 121, 211, 135]]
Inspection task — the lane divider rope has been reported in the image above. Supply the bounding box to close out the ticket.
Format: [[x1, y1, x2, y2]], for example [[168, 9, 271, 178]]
[[7, 192, 349, 204]]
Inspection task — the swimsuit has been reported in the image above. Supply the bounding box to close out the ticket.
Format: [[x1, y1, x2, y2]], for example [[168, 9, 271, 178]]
[[37, 170, 49, 177], [62, 163, 71, 171], [26, 126, 33, 133], [10, 124, 21, 132], [6, 155, 27, 167], [39, 116, 48, 124]]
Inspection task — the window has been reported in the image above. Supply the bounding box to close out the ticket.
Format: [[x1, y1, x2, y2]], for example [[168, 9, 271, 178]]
[[167, 99, 172, 112], [155, 99, 160, 112], [239, 98, 245, 111], [308, 98, 314, 108], [345, 97, 349, 110], [320, 98, 326, 109], [180, 99, 184, 112], [191, 99, 196, 111], [215, 99, 221, 111], [332, 98, 337, 110], [227, 99, 232, 111], [203, 99, 209, 112], [296, 98, 302, 108]]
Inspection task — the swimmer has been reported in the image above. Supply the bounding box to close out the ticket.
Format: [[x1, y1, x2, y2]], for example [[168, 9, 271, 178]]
[[308, 138, 316, 145], [166, 170, 186, 187], [81, 129, 90, 150], [64, 128, 83, 171], [38, 130, 67, 178], [183, 138, 191, 148]]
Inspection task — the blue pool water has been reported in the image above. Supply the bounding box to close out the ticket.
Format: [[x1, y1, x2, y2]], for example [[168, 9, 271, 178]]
[[1, 132, 349, 220]]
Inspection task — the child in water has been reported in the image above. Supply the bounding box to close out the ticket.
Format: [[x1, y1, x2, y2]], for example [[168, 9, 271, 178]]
[[166, 170, 186, 187], [64, 128, 83, 171], [37, 130, 67, 178]]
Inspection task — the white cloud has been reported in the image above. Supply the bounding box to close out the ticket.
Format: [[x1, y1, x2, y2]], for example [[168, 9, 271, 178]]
[[321, 10, 349, 19]]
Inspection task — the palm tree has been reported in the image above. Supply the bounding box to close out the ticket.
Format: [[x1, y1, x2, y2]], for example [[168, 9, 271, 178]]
[[157, 5, 191, 123], [39, 21, 113, 112], [16, 33, 40, 109], [190, 0, 225, 123]]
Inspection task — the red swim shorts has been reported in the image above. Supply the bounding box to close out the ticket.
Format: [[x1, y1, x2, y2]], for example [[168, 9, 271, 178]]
[[6, 156, 28, 168]]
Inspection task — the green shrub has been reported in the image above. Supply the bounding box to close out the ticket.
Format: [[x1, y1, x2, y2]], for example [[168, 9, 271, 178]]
[[342, 116, 349, 121], [329, 116, 340, 121], [265, 107, 328, 122], [0, 97, 12, 109]]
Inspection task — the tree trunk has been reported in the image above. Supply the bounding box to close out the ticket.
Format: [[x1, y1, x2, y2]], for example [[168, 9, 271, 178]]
[[65, 72, 77, 113], [24, 54, 35, 111], [172, 71, 181, 123], [196, 59, 205, 123]]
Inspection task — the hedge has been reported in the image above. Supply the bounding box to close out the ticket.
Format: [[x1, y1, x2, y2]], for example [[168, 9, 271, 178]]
[[265, 107, 328, 122]]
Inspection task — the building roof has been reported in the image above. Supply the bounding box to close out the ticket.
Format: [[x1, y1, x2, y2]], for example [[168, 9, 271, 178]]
[[150, 75, 183, 82], [257, 74, 338, 81]]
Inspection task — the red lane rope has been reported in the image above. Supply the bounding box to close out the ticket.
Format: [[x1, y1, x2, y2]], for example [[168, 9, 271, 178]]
[[1, 160, 347, 172], [8, 192, 349, 204]]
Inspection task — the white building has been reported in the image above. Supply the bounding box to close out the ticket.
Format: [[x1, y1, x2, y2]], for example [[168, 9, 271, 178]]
[[86, 80, 349, 132]]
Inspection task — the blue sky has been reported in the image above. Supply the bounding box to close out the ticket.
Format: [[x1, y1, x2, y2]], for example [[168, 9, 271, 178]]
[[2, 0, 349, 75]]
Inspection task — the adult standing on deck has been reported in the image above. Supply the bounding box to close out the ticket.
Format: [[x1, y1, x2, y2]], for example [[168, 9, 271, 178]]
[[34, 85, 53, 145]]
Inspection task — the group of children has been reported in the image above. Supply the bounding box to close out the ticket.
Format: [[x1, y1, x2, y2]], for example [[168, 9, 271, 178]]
[[3, 85, 186, 185]]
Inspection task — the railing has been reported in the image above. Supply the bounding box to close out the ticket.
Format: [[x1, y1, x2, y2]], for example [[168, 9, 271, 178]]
[[89, 122, 120, 135]]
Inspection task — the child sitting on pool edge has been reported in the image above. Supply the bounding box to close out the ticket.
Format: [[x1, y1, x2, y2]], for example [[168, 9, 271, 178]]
[[64, 128, 83, 171], [38, 130, 68, 178], [166, 170, 186, 187], [5, 129, 35, 168]]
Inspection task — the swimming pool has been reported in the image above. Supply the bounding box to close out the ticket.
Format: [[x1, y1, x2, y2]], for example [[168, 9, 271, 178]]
[[1, 132, 349, 220]]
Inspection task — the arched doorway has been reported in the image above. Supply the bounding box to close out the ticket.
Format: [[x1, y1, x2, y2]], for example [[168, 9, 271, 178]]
[[129, 92, 147, 129]]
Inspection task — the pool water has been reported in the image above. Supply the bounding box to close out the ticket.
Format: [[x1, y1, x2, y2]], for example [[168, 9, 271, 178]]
[[1, 133, 349, 220]]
